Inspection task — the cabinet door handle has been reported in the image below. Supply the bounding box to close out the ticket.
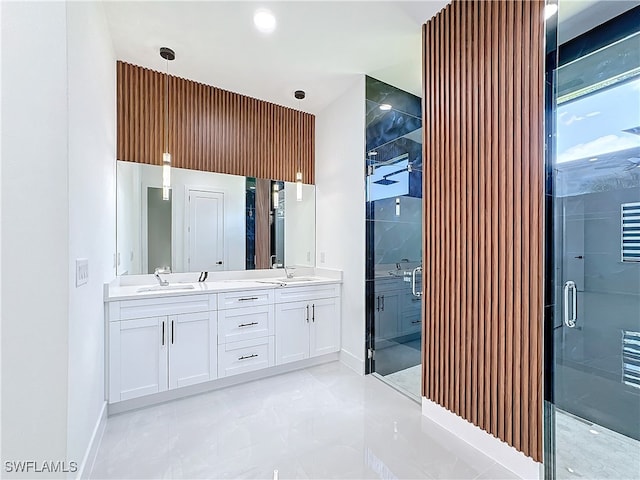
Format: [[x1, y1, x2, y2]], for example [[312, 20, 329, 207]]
[[238, 322, 259, 328], [381, 295, 385, 311], [376, 296, 380, 312], [162, 320, 165, 346], [171, 320, 175, 344], [238, 297, 259, 302], [312, 304, 315, 322], [411, 319, 421, 324], [306, 305, 309, 323], [238, 354, 258, 360]]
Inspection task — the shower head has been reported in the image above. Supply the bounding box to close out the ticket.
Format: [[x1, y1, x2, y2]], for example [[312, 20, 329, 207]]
[[373, 178, 398, 185]]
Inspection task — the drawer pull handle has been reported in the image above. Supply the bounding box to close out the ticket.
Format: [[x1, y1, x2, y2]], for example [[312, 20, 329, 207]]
[[238, 354, 258, 360], [238, 297, 259, 302], [411, 320, 421, 324], [238, 322, 259, 328]]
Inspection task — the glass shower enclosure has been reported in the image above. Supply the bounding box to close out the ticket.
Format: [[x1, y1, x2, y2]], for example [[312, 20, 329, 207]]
[[365, 76, 423, 400], [545, 5, 640, 479]]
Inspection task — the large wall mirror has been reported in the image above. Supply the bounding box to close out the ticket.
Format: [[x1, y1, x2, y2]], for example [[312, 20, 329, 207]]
[[116, 160, 316, 275]]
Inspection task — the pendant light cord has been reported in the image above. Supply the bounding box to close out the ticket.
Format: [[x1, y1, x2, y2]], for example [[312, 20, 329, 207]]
[[297, 98, 301, 174], [165, 57, 169, 153]]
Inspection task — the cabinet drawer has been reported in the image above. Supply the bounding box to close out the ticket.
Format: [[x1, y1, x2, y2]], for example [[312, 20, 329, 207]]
[[218, 305, 274, 344], [402, 293, 422, 315], [275, 283, 340, 304], [374, 277, 406, 293], [218, 289, 274, 310], [218, 337, 274, 378], [109, 294, 216, 321]]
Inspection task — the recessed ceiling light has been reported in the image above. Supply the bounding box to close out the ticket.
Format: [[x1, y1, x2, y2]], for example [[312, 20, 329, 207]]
[[544, 4, 558, 20], [380, 104, 392, 111], [589, 157, 598, 162], [254, 9, 276, 34]]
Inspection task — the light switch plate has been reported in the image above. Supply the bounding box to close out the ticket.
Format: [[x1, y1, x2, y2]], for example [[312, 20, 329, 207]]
[[76, 258, 89, 287]]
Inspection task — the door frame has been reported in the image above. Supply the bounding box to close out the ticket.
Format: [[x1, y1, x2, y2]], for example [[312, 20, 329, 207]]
[[543, 5, 640, 479]]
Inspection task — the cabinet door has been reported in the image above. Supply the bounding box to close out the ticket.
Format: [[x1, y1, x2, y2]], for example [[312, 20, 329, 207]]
[[110, 317, 168, 402], [374, 291, 400, 341], [168, 311, 217, 389], [310, 297, 341, 357], [275, 301, 310, 365]]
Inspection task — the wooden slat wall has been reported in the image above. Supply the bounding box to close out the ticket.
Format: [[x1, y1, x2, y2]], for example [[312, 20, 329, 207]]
[[254, 178, 272, 269], [117, 61, 315, 183], [422, 0, 544, 462]]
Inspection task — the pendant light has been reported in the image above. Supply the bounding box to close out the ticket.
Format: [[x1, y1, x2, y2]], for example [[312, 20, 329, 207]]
[[294, 90, 305, 202], [272, 182, 280, 210], [160, 47, 175, 201]]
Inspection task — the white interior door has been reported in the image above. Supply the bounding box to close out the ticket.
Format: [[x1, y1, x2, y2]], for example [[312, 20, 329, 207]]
[[188, 189, 224, 271]]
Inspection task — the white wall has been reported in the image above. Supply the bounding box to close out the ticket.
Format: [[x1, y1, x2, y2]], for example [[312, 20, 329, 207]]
[[116, 162, 141, 275], [315, 76, 366, 374], [66, 1, 115, 474], [1, 1, 71, 473], [284, 182, 315, 267]]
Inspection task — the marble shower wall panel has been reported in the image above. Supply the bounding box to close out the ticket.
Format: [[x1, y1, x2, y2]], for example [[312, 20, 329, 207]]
[[366, 77, 422, 118], [370, 196, 423, 266], [366, 101, 422, 153]]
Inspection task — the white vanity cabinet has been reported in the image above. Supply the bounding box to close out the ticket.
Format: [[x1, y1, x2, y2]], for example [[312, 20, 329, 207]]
[[217, 289, 276, 378], [106, 278, 342, 408], [275, 284, 341, 365], [108, 294, 217, 402]]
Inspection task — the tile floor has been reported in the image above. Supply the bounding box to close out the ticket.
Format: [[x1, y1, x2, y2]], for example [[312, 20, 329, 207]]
[[384, 364, 422, 399], [90, 362, 518, 479], [374, 339, 422, 376], [555, 410, 640, 480]]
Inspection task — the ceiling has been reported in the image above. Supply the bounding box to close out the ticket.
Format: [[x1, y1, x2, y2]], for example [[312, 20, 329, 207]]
[[104, 1, 638, 114], [557, 0, 638, 43], [104, 1, 449, 115]]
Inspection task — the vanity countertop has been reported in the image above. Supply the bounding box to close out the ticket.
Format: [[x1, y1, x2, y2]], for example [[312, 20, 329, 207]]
[[105, 275, 342, 302]]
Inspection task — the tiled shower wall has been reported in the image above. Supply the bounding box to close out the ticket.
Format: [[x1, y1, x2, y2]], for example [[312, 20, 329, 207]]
[[365, 76, 423, 270]]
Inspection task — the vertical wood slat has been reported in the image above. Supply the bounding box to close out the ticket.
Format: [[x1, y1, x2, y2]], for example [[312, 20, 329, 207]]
[[421, 0, 544, 462], [116, 61, 315, 183]]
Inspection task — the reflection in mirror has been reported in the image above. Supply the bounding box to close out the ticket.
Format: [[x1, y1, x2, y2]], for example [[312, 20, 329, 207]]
[[116, 161, 315, 275]]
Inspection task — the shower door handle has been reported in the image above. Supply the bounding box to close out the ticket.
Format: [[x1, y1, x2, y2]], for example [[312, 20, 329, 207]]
[[563, 280, 577, 328], [412, 266, 422, 298]]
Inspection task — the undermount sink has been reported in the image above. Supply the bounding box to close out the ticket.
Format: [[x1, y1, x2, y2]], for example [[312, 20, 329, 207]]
[[137, 284, 196, 293], [275, 277, 316, 283]]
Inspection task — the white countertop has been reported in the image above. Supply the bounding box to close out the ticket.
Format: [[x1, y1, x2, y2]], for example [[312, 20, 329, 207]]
[[105, 269, 342, 302]]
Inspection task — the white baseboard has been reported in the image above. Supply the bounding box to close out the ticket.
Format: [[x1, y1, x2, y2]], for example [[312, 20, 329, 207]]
[[422, 398, 542, 480], [77, 401, 107, 479], [339, 348, 365, 375]]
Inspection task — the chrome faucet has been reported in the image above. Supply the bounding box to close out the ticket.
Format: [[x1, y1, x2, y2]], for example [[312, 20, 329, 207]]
[[396, 258, 410, 270], [284, 265, 295, 279], [270, 255, 278, 269], [154, 267, 170, 286]]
